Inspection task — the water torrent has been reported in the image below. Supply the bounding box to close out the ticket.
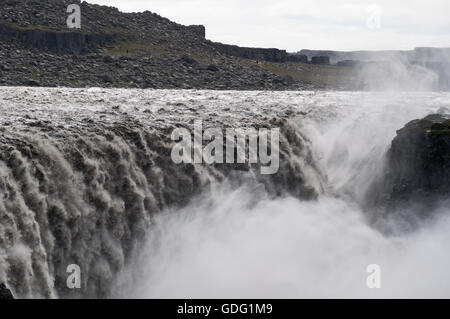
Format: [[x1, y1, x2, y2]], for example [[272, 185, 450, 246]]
[[1, 87, 449, 298]]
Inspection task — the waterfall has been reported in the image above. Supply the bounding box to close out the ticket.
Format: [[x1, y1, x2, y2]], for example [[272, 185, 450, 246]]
[[1, 87, 449, 298]]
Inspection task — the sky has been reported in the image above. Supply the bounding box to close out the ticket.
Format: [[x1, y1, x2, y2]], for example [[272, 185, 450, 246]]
[[87, 0, 450, 52]]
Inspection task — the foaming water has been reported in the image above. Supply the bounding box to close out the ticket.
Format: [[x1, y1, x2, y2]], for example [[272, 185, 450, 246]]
[[117, 91, 450, 299], [1, 87, 450, 298]]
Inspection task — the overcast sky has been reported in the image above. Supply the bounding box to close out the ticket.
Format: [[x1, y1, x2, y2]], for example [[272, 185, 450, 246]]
[[87, 0, 450, 52]]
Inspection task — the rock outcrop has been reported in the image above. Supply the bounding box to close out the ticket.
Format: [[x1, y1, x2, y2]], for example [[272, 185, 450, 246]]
[[209, 43, 309, 64], [209, 42, 290, 62], [186, 25, 206, 38], [0, 283, 14, 299], [311, 56, 330, 65], [286, 54, 308, 63], [0, 22, 115, 54], [375, 114, 450, 217]]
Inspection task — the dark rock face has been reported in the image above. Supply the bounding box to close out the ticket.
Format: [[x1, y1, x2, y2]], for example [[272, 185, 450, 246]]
[[187, 25, 206, 38], [378, 114, 450, 214], [311, 56, 330, 65], [286, 54, 308, 63], [0, 283, 14, 299], [0, 23, 115, 54], [210, 42, 290, 62]]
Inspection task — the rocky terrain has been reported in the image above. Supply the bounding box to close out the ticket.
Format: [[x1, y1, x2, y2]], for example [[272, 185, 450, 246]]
[[1, 1, 448, 90], [0, 0, 313, 90], [0, 41, 300, 89]]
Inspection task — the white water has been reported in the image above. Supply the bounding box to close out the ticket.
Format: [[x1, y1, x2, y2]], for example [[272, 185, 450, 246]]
[[125, 186, 450, 298], [1, 88, 450, 298], [116, 91, 450, 299]]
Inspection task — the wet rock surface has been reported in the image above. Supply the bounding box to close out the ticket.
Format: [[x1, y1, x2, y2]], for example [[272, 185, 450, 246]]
[[0, 283, 14, 299], [378, 114, 450, 217]]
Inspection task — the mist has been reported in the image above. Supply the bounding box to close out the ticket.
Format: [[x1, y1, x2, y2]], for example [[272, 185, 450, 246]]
[[113, 90, 450, 299], [348, 49, 450, 91], [117, 183, 450, 298]]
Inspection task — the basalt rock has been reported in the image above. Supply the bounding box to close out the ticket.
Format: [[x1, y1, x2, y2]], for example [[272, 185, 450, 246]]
[[0, 283, 14, 299], [186, 25, 206, 38], [375, 114, 450, 217], [286, 54, 308, 63], [0, 22, 115, 54], [311, 56, 330, 65], [209, 42, 290, 62]]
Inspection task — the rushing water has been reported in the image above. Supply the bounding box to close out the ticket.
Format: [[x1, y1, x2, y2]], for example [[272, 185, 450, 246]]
[[1, 87, 450, 298]]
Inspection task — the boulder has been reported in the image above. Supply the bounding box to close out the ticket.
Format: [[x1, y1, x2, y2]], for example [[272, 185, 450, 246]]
[[206, 64, 219, 72], [179, 54, 198, 65], [282, 75, 295, 85], [100, 74, 113, 83], [25, 79, 40, 86]]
